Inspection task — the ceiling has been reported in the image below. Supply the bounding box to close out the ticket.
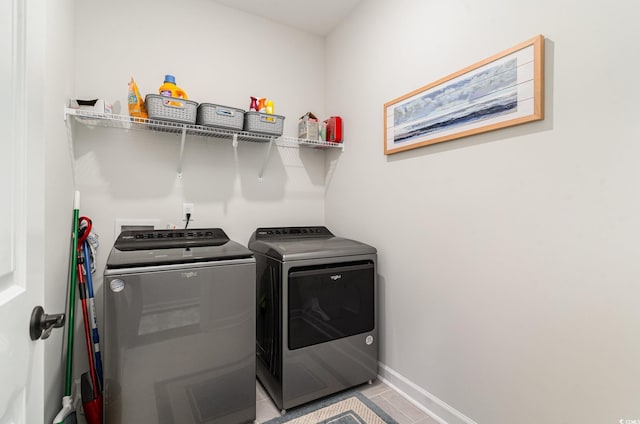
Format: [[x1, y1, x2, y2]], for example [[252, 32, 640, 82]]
[[211, 0, 362, 36]]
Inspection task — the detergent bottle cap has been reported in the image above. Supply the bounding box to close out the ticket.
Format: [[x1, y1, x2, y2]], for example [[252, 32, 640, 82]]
[[164, 74, 176, 84]]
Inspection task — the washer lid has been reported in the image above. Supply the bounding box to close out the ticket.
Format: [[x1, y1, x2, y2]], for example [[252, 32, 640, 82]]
[[106, 228, 253, 269], [248, 226, 376, 261]]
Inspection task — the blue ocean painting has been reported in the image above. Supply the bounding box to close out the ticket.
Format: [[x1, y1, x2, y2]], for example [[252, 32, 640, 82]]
[[394, 58, 518, 144]]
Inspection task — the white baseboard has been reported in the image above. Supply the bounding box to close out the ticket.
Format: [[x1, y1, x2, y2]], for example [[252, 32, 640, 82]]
[[377, 362, 478, 424]]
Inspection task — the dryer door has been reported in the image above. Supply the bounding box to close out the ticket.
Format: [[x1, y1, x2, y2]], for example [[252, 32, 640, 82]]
[[287, 261, 375, 350]]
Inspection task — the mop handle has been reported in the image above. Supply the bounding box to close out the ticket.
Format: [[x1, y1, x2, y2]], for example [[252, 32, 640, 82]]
[[83, 240, 103, 387], [64, 191, 80, 397], [77, 254, 100, 399]]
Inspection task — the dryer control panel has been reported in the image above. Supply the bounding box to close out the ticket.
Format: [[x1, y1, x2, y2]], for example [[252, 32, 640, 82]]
[[254, 226, 334, 239]]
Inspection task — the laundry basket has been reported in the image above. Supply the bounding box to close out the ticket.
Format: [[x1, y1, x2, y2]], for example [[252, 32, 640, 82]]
[[145, 94, 198, 124], [243, 112, 285, 136], [197, 103, 245, 131]]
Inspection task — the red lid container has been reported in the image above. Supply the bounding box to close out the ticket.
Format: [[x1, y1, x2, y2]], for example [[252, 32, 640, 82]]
[[324, 116, 343, 143]]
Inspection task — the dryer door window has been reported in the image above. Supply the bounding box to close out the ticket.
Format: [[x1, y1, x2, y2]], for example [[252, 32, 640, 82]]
[[288, 261, 374, 350]]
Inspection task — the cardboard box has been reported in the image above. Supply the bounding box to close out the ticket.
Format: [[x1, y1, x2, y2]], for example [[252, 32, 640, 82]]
[[69, 98, 113, 114], [298, 112, 319, 141]]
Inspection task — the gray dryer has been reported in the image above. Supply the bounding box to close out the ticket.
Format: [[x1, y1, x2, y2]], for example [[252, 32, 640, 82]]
[[248, 226, 377, 411]]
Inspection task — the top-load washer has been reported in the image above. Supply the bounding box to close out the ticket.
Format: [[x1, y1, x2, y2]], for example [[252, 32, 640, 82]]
[[103, 228, 256, 424], [248, 226, 377, 411]]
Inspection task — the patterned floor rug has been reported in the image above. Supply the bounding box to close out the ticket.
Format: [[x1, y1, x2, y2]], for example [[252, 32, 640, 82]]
[[262, 390, 398, 424]]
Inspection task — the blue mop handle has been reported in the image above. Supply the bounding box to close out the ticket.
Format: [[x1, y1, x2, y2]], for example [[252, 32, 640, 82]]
[[83, 240, 103, 388]]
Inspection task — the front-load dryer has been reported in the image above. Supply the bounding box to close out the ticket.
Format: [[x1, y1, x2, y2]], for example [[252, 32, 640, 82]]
[[248, 226, 377, 411]]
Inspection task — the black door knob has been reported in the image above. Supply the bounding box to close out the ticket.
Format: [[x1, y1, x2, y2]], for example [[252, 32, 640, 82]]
[[29, 306, 65, 341]]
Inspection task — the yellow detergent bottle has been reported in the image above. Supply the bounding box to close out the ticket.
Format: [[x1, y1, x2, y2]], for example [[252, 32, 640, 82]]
[[158, 74, 188, 99], [128, 76, 148, 120]]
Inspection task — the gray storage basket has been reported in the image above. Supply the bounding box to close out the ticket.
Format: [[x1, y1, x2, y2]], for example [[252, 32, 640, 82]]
[[197, 103, 245, 130], [145, 94, 198, 124], [243, 112, 285, 136]]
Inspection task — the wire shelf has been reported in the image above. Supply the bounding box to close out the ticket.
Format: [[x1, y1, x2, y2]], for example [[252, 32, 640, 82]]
[[65, 108, 344, 149]]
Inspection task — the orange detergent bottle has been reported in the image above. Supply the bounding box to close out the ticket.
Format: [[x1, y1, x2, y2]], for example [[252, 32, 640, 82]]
[[158, 74, 188, 99]]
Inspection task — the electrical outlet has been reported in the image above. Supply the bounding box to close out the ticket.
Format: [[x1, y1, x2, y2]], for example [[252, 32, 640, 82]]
[[183, 203, 194, 217], [114, 219, 160, 238]]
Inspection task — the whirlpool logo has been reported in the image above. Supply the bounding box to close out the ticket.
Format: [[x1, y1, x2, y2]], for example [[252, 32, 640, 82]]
[[181, 271, 198, 279], [330, 274, 342, 281]]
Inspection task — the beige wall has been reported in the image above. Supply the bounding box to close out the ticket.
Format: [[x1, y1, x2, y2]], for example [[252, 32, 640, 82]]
[[325, 0, 640, 423]]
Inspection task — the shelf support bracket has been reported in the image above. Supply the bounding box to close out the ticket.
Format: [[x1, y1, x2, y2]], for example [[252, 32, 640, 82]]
[[232, 133, 238, 148], [177, 126, 187, 178], [258, 137, 275, 182]]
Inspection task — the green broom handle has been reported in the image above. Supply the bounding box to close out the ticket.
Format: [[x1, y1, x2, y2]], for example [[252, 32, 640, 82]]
[[64, 192, 80, 396]]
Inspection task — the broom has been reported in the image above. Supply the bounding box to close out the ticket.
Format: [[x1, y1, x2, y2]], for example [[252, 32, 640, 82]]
[[53, 191, 80, 424], [76, 218, 102, 424]]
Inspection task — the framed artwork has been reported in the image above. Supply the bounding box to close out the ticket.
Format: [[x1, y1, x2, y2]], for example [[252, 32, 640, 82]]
[[384, 35, 544, 155]]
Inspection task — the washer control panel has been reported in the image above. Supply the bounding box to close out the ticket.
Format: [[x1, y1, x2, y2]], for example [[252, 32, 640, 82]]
[[115, 228, 229, 250]]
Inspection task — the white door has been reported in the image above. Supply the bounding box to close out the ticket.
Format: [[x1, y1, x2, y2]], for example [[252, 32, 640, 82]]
[[0, 0, 46, 422]]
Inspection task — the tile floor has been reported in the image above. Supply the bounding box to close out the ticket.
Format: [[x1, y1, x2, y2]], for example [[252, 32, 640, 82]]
[[256, 378, 439, 424]]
